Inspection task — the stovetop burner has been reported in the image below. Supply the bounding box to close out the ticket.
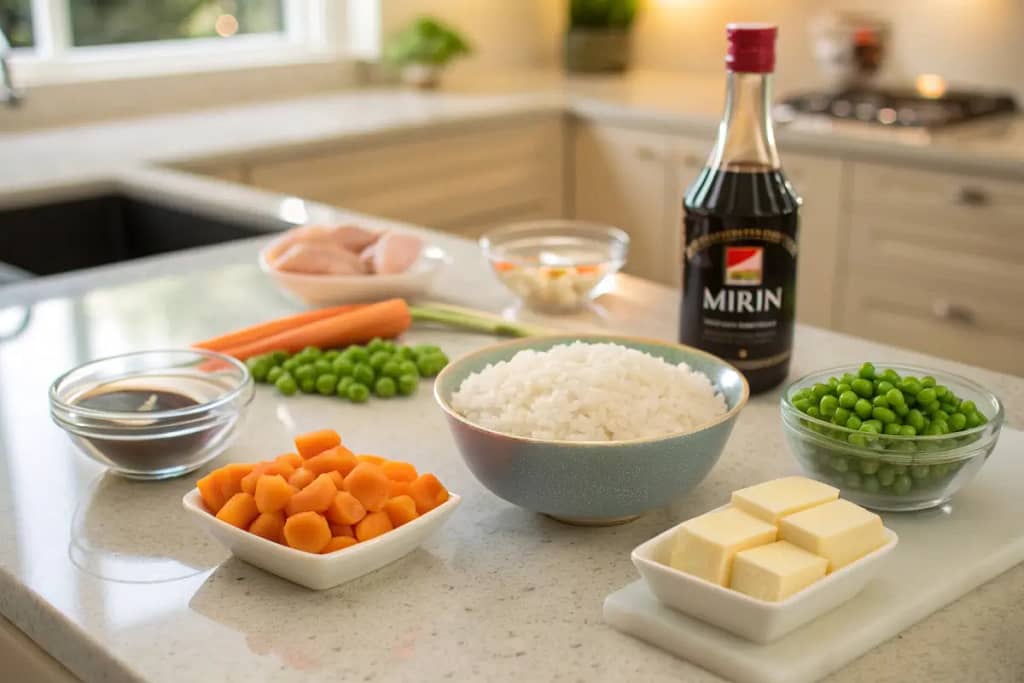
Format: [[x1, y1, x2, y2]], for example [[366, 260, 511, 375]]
[[776, 88, 1018, 128]]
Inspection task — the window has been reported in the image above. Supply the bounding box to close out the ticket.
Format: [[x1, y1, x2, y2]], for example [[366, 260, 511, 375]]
[[2, 0, 353, 85]]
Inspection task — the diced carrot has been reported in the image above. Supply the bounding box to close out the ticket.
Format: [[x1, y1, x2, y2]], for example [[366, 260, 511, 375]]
[[343, 463, 391, 512], [327, 470, 345, 489], [389, 480, 412, 498], [216, 463, 254, 500], [409, 473, 449, 514], [197, 472, 228, 514], [355, 511, 393, 542], [241, 460, 296, 494], [254, 474, 294, 514], [322, 536, 359, 554], [276, 452, 303, 469], [288, 467, 316, 489], [382, 460, 418, 482], [383, 495, 419, 528], [216, 492, 260, 529], [249, 511, 285, 543], [329, 523, 354, 538], [356, 454, 387, 466], [325, 491, 367, 526], [294, 429, 341, 459], [285, 473, 338, 516], [305, 446, 358, 475], [283, 511, 331, 553]]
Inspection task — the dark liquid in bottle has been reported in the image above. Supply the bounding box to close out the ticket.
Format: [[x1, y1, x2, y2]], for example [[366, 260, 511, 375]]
[[681, 164, 800, 394]]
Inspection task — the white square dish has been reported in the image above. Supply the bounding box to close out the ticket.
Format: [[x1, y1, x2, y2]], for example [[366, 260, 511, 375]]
[[631, 511, 897, 644], [182, 489, 460, 590]]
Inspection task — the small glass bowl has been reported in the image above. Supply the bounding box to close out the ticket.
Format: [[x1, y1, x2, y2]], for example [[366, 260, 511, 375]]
[[49, 350, 254, 480], [480, 220, 629, 314], [781, 364, 1004, 512]]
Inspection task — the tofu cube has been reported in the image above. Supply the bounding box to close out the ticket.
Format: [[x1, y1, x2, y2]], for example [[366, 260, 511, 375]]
[[779, 499, 886, 572], [669, 507, 778, 586], [730, 541, 828, 602], [732, 476, 839, 524]]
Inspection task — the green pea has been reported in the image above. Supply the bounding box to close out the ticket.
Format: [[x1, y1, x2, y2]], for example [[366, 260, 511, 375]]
[[322, 350, 340, 362], [811, 382, 831, 400], [844, 471, 862, 489], [398, 360, 419, 378], [838, 391, 858, 409], [413, 344, 442, 358], [332, 358, 354, 377], [846, 415, 863, 430], [282, 358, 300, 372], [353, 363, 375, 386], [848, 434, 869, 448], [854, 398, 873, 419], [313, 359, 332, 376], [881, 369, 901, 384], [793, 398, 812, 413], [923, 401, 941, 415], [865, 419, 884, 430], [892, 474, 913, 495], [374, 377, 397, 398], [933, 385, 948, 399], [940, 402, 959, 414], [268, 350, 289, 365], [932, 410, 948, 422], [836, 383, 852, 395], [833, 407, 852, 424], [876, 380, 895, 395], [381, 360, 403, 379], [878, 466, 896, 487], [910, 465, 930, 480], [346, 382, 370, 403], [871, 395, 888, 409], [933, 419, 950, 434], [899, 425, 917, 436], [884, 422, 902, 435], [417, 353, 448, 377], [267, 366, 284, 384], [806, 406, 821, 419], [920, 375, 936, 388], [397, 374, 418, 396], [315, 373, 338, 396], [293, 364, 314, 381], [959, 400, 976, 414], [249, 359, 271, 382], [343, 346, 369, 363], [858, 362, 876, 379], [366, 337, 388, 353], [924, 422, 944, 436], [275, 373, 297, 396], [949, 412, 967, 431], [860, 422, 880, 434], [851, 379, 873, 398], [299, 377, 316, 394], [859, 457, 880, 474], [893, 403, 909, 417], [841, 372, 858, 384], [819, 395, 839, 417], [369, 351, 392, 371], [299, 345, 322, 360], [885, 388, 905, 406], [396, 346, 416, 361], [904, 394, 917, 408], [898, 378, 921, 396], [793, 388, 813, 403], [829, 455, 849, 473], [965, 411, 982, 428], [906, 409, 926, 430], [336, 376, 354, 397], [828, 377, 840, 389]]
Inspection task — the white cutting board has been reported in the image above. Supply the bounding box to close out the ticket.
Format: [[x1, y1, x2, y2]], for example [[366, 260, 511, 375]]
[[604, 427, 1024, 683]]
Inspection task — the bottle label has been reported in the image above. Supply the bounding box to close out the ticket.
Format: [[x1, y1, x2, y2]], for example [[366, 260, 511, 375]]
[[681, 222, 797, 371]]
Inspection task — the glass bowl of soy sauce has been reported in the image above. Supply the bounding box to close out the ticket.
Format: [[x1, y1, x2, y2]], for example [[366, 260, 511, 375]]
[[49, 350, 254, 480]]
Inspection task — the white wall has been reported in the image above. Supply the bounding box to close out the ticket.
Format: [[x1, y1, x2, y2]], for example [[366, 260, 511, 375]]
[[632, 0, 1024, 98]]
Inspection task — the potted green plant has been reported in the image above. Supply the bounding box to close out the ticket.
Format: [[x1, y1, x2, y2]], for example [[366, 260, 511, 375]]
[[565, 0, 639, 73], [384, 16, 471, 89]]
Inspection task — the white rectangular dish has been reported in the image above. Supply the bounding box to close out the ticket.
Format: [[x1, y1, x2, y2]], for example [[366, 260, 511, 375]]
[[182, 489, 460, 590], [631, 510, 897, 643]]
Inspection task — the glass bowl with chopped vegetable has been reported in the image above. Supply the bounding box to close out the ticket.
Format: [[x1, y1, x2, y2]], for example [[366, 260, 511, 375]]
[[781, 363, 1004, 512], [480, 220, 629, 314]]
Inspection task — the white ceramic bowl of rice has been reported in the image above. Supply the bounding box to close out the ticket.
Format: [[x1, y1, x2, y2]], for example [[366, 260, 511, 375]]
[[434, 335, 749, 525]]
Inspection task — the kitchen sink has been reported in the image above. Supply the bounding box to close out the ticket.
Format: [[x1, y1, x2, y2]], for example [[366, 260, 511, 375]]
[[0, 192, 285, 281]]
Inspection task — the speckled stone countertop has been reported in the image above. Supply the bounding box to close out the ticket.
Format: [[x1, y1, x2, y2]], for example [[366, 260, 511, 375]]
[[0, 176, 1022, 682], [1, 69, 1022, 204]]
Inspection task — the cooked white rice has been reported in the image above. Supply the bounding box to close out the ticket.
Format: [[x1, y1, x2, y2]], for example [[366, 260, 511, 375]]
[[449, 342, 728, 441]]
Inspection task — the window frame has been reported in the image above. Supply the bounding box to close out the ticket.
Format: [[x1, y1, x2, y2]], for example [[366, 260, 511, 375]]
[[8, 0, 351, 86]]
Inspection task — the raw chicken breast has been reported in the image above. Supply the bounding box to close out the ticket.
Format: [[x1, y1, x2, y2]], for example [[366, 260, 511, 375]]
[[366, 232, 423, 275], [269, 224, 379, 260], [272, 243, 366, 275]]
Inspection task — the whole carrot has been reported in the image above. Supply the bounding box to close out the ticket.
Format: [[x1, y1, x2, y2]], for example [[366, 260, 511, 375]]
[[193, 304, 366, 352], [219, 299, 411, 360]]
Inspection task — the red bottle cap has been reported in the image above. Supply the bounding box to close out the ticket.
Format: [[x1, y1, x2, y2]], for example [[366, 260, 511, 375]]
[[725, 23, 777, 73]]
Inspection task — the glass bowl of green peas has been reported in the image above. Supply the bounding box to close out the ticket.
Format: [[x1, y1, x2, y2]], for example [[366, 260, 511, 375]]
[[781, 363, 1004, 512]]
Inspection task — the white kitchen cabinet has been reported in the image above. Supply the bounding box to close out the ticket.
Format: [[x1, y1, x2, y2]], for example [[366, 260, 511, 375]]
[[573, 121, 844, 329], [247, 117, 565, 238], [839, 161, 1024, 375]]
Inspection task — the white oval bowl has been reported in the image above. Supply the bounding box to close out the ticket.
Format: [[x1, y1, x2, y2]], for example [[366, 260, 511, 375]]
[[631, 506, 898, 643], [259, 240, 448, 305], [183, 488, 461, 590]]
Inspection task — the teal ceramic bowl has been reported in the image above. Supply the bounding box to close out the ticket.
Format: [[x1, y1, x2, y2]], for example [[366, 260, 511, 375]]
[[434, 335, 749, 525]]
